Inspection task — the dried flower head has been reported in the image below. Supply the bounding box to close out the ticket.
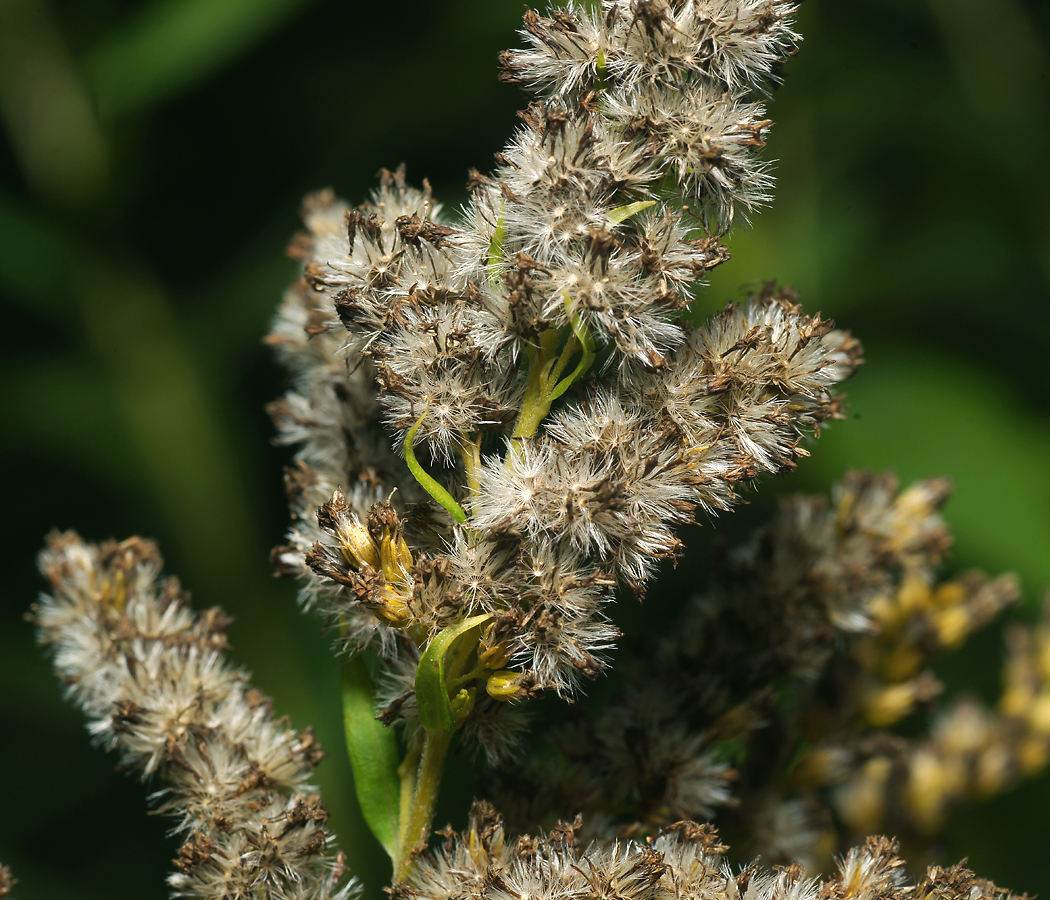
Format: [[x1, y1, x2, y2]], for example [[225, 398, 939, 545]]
[[32, 531, 356, 900], [268, 4, 860, 749], [27, 3, 1038, 899]]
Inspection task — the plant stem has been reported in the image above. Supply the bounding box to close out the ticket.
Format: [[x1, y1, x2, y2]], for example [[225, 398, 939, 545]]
[[396, 733, 422, 850], [509, 328, 580, 453], [394, 731, 451, 882], [456, 432, 482, 498]]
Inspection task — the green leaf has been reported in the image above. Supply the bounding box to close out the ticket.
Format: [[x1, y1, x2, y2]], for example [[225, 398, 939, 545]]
[[404, 406, 468, 524], [342, 652, 401, 863], [606, 199, 657, 225], [415, 614, 492, 737]]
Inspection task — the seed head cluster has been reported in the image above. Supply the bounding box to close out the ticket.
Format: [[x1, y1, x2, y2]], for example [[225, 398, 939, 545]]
[[268, 0, 862, 734], [398, 803, 1018, 900], [25, 3, 1043, 899], [33, 532, 354, 900], [482, 472, 1042, 872]]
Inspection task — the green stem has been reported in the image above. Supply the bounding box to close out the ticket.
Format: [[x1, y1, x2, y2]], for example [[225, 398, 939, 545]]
[[394, 731, 451, 882], [396, 733, 422, 851], [456, 432, 482, 499], [447, 664, 488, 691], [510, 345, 545, 441], [508, 306, 596, 458]]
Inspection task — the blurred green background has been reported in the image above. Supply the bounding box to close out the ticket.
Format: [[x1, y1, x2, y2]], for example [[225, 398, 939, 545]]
[[0, 0, 1047, 897]]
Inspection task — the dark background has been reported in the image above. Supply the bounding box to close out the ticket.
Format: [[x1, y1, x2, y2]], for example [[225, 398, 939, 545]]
[[1, 0, 1048, 897]]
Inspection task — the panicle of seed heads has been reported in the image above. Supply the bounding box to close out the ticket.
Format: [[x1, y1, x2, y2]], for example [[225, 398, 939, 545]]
[[400, 803, 1015, 900], [498, 1, 798, 229], [828, 595, 1050, 844], [268, 0, 860, 726], [32, 532, 356, 900], [483, 472, 1038, 872], [0, 866, 14, 898]]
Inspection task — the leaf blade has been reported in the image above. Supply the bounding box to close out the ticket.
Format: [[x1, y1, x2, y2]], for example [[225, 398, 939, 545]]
[[415, 614, 492, 736], [606, 199, 657, 225], [342, 652, 401, 863]]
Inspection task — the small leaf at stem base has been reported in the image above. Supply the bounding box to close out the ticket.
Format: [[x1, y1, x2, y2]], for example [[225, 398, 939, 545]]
[[416, 613, 492, 736]]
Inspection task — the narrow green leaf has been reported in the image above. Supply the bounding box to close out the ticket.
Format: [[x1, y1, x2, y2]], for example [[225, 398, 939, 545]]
[[342, 652, 401, 863], [606, 199, 657, 225], [404, 406, 468, 524], [415, 614, 492, 737]]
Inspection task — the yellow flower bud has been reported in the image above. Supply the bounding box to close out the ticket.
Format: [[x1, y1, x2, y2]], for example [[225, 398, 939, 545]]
[[905, 750, 951, 833], [897, 572, 931, 616], [486, 670, 522, 701], [1019, 737, 1049, 777], [935, 606, 971, 649], [863, 683, 918, 728], [380, 530, 412, 583], [836, 756, 891, 834], [451, 686, 477, 727], [373, 585, 411, 628], [976, 745, 1010, 797], [479, 627, 513, 670], [1027, 692, 1050, 736], [339, 523, 381, 571]]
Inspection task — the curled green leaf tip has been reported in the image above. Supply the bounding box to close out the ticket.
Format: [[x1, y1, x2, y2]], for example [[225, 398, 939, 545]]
[[404, 405, 468, 524]]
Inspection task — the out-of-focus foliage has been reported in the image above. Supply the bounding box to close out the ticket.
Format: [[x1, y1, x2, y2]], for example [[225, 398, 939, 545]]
[[0, 1, 1046, 899]]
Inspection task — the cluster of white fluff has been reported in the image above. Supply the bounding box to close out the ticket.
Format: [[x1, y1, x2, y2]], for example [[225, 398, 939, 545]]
[[33, 532, 355, 900], [477, 473, 1030, 873], [401, 805, 1014, 900], [24, 6, 1042, 900], [269, 1, 861, 718]]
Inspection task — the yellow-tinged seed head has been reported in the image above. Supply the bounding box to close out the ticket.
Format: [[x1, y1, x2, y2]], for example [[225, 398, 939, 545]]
[[1019, 736, 1050, 777], [897, 572, 931, 617], [975, 745, 1010, 797], [380, 530, 412, 583], [790, 746, 847, 789], [882, 643, 923, 683], [479, 628, 513, 670], [863, 683, 919, 728], [936, 606, 972, 649], [339, 523, 381, 571], [867, 593, 900, 629], [714, 699, 764, 739], [836, 756, 891, 834], [1027, 693, 1050, 736], [486, 670, 523, 701], [373, 585, 411, 628], [932, 581, 966, 610], [906, 750, 951, 832], [1001, 681, 1034, 719], [97, 568, 128, 613]]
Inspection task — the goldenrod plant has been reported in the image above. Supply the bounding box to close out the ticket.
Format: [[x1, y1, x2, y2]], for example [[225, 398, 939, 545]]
[[11, 2, 1050, 899]]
